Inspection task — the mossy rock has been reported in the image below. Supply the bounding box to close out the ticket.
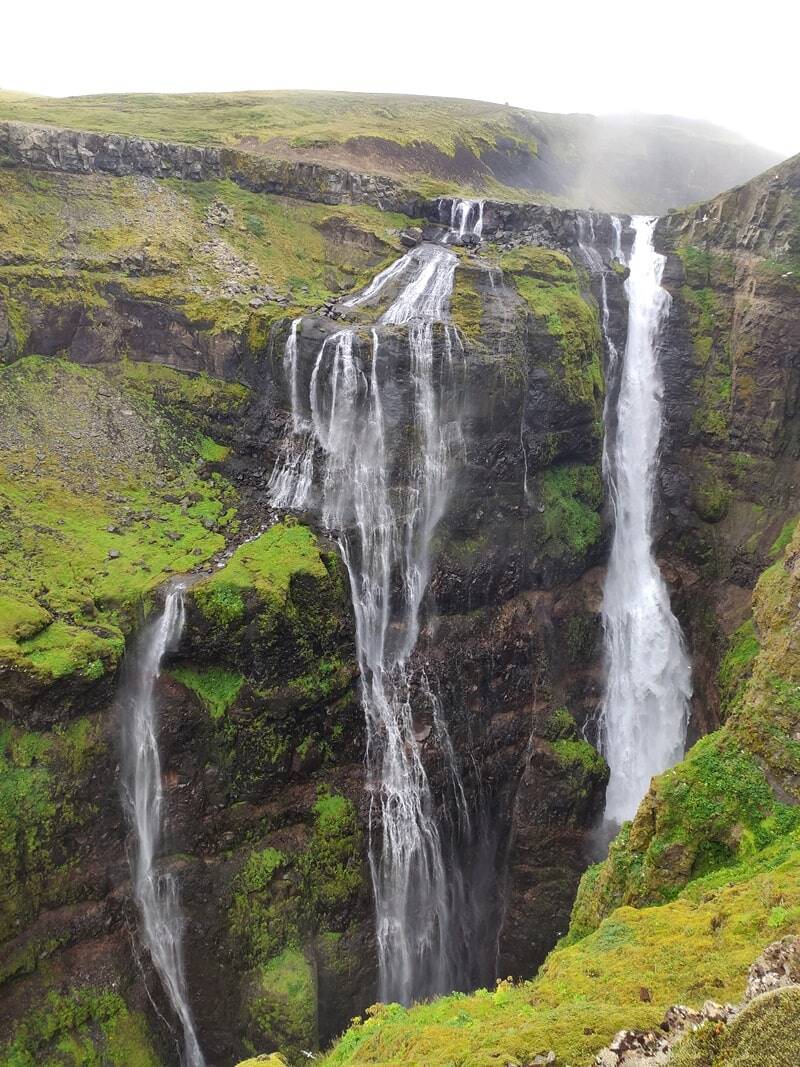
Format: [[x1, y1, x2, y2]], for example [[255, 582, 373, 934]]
[[0, 355, 244, 712], [187, 519, 353, 692], [501, 245, 603, 415], [671, 986, 800, 1066], [0, 987, 161, 1066], [536, 462, 603, 561], [0, 716, 108, 942]]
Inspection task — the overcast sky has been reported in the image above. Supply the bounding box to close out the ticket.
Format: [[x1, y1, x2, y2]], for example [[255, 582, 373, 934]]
[[4, 0, 798, 156]]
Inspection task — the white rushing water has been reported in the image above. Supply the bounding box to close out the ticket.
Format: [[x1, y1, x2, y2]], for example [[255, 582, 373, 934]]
[[600, 215, 692, 825], [449, 198, 484, 239], [122, 587, 205, 1067], [270, 243, 470, 1003]]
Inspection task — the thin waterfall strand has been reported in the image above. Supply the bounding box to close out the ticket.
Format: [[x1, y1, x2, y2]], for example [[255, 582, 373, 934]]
[[121, 587, 205, 1067], [600, 215, 692, 824]]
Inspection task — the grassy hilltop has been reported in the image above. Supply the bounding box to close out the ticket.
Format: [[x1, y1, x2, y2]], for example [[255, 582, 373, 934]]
[[0, 88, 781, 211]]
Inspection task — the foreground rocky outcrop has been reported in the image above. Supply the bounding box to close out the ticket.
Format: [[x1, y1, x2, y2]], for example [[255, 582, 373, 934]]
[[594, 936, 800, 1066]]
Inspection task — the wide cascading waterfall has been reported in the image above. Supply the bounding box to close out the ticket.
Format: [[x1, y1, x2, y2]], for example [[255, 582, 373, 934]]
[[269, 243, 474, 1003], [120, 586, 205, 1067], [599, 215, 692, 825]]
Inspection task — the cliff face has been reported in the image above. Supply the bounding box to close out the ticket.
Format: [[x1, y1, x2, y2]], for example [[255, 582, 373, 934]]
[[1, 113, 797, 1067], [654, 153, 800, 740], [0, 150, 618, 1064]]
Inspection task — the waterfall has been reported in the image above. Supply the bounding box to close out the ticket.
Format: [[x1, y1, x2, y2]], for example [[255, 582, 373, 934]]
[[120, 586, 206, 1067], [444, 198, 484, 240], [269, 243, 472, 1003], [599, 215, 692, 825]]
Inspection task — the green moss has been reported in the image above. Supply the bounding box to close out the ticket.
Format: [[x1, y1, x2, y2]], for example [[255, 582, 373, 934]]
[[769, 517, 797, 558], [170, 664, 244, 718], [247, 949, 317, 1062], [0, 987, 160, 1066], [543, 707, 578, 741], [0, 356, 243, 691], [681, 284, 733, 443], [693, 471, 732, 523], [672, 986, 800, 1067], [539, 463, 603, 559], [194, 521, 328, 628], [677, 245, 712, 287], [230, 789, 363, 973], [0, 717, 105, 941], [449, 269, 483, 343], [324, 836, 800, 1066], [718, 619, 759, 716], [551, 739, 607, 777], [500, 245, 603, 413], [196, 434, 230, 462], [298, 791, 362, 919]]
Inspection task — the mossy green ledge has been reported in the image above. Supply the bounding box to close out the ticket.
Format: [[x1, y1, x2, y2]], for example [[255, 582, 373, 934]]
[[173, 520, 360, 800], [0, 355, 246, 723]]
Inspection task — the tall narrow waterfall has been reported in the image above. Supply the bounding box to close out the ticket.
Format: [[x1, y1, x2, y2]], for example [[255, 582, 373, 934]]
[[269, 243, 472, 1003], [600, 215, 692, 824], [120, 587, 206, 1067]]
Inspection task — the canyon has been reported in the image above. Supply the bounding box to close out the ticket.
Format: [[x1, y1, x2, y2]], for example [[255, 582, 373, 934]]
[[0, 91, 798, 1067]]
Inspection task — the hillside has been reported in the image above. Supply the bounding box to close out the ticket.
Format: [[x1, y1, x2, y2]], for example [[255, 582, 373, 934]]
[[0, 93, 799, 1067], [0, 89, 782, 212]]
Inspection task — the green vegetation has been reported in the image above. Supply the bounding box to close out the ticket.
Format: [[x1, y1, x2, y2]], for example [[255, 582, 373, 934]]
[[0, 987, 160, 1066], [230, 790, 363, 1061], [247, 949, 317, 1063], [677, 256, 734, 444], [692, 469, 732, 523], [551, 739, 607, 777], [769, 517, 797, 557], [230, 790, 363, 966], [500, 245, 603, 413], [672, 985, 800, 1066], [449, 268, 484, 342], [539, 463, 603, 559], [718, 618, 759, 715], [323, 834, 800, 1066], [194, 520, 329, 628], [0, 89, 536, 163], [543, 706, 578, 741], [170, 664, 244, 718], [0, 166, 408, 343], [0, 356, 243, 694], [0, 717, 105, 942]]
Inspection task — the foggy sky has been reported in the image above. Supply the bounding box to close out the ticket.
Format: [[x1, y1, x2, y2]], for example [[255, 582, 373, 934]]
[[5, 0, 798, 157]]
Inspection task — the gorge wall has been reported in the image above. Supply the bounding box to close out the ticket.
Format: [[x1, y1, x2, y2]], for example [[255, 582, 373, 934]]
[[0, 118, 798, 1067]]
